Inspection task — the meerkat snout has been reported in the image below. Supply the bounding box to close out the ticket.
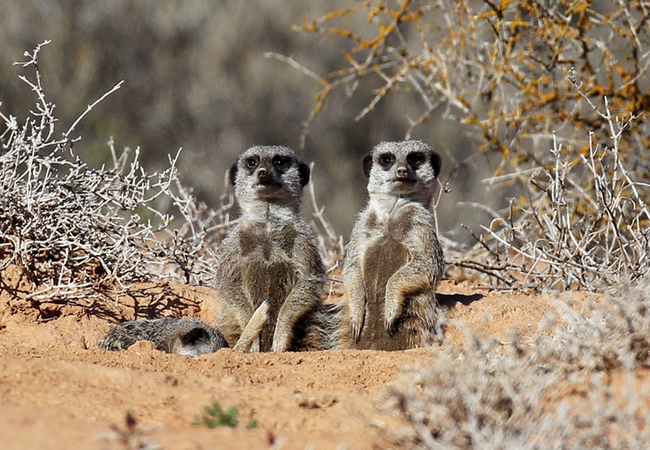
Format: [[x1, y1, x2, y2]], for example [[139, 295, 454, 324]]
[[395, 165, 410, 180], [256, 166, 269, 181]]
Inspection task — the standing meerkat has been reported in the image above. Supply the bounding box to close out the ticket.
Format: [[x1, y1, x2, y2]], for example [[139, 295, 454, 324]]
[[339, 140, 444, 350], [215, 146, 326, 352]]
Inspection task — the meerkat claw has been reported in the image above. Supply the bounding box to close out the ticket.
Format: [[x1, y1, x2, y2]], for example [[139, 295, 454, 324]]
[[350, 314, 364, 342], [385, 317, 398, 337]]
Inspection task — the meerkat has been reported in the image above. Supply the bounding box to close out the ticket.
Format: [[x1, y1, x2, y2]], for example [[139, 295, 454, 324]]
[[98, 317, 228, 356], [339, 140, 444, 351], [98, 300, 270, 356], [214, 146, 326, 352]]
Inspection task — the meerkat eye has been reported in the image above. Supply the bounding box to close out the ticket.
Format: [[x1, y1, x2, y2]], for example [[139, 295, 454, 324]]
[[272, 156, 290, 170], [407, 152, 425, 168], [245, 157, 258, 169], [379, 153, 395, 168]]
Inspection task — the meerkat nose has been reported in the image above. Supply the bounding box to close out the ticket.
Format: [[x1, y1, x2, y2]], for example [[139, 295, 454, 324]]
[[396, 166, 409, 179], [257, 167, 269, 179]]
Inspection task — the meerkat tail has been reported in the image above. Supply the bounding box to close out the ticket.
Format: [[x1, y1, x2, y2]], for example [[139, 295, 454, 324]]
[[232, 299, 271, 352]]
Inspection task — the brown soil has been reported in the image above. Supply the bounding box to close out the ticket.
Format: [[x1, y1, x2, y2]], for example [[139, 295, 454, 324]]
[[0, 265, 596, 450]]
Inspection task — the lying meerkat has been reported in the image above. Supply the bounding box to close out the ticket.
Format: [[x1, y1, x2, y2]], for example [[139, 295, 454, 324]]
[[98, 299, 270, 356], [214, 146, 326, 352], [339, 140, 445, 350]]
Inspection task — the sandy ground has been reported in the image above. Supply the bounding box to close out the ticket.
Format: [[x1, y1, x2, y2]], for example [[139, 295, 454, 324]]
[[0, 264, 594, 450]]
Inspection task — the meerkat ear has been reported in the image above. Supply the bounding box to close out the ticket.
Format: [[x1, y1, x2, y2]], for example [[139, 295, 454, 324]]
[[363, 154, 373, 178], [298, 161, 310, 187], [430, 151, 442, 178], [228, 162, 238, 187]]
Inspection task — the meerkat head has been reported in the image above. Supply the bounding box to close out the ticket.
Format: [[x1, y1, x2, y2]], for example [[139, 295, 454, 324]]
[[229, 146, 310, 212], [166, 319, 228, 357], [363, 140, 442, 206]]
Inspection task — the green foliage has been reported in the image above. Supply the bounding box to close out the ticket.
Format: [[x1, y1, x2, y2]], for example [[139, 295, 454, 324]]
[[193, 401, 258, 430], [194, 401, 239, 428]]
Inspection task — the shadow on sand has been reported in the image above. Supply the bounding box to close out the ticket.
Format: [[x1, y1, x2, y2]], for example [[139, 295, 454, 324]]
[[438, 292, 484, 308]]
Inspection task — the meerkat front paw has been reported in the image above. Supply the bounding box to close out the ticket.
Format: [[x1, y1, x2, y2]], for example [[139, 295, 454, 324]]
[[271, 340, 289, 353], [384, 289, 404, 336], [345, 285, 367, 342], [250, 339, 261, 353], [271, 329, 291, 352]]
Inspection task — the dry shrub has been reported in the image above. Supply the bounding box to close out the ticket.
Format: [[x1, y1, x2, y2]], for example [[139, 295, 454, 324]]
[[534, 285, 650, 373], [0, 1, 391, 236], [383, 282, 650, 449], [0, 41, 234, 303], [285, 0, 650, 291], [0, 41, 344, 307], [452, 100, 650, 291], [290, 0, 650, 167]]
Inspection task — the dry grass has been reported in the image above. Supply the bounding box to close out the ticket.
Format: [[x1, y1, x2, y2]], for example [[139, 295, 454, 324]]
[[382, 282, 650, 449]]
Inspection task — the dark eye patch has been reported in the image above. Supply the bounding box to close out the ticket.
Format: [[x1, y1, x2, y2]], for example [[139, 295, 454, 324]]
[[245, 156, 259, 169], [378, 153, 395, 169], [273, 155, 291, 170], [407, 152, 425, 168]]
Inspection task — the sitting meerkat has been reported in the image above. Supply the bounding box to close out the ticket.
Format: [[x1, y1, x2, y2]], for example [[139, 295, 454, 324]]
[[98, 300, 270, 356], [214, 146, 326, 352], [99, 146, 325, 355], [339, 140, 444, 350]]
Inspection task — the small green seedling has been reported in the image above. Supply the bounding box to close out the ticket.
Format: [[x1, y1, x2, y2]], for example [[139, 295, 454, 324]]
[[194, 401, 239, 428]]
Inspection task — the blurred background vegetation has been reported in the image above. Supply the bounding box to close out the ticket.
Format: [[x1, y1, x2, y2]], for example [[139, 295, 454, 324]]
[[0, 0, 486, 240], [1, 0, 648, 249]]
